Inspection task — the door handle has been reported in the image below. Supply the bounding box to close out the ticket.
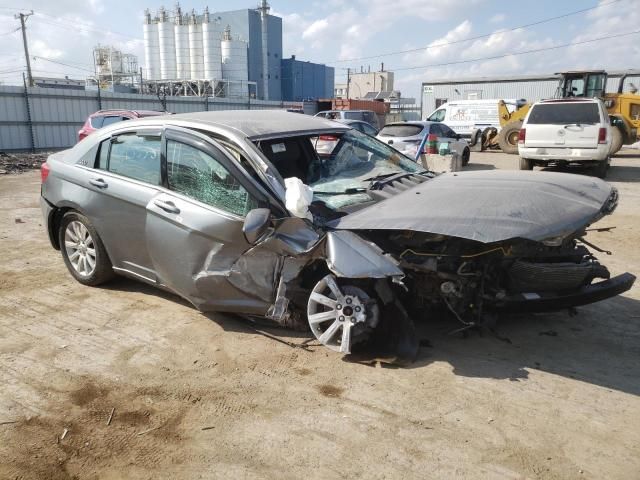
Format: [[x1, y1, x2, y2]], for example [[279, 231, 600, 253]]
[[154, 199, 180, 214], [89, 178, 108, 189]]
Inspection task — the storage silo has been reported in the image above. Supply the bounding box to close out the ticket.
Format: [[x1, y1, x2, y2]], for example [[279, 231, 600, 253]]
[[143, 10, 160, 80], [174, 5, 190, 79], [202, 7, 222, 81], [221, 25, 248, 97], [157, 7, 176, 80], [188, 11, 204, 80]]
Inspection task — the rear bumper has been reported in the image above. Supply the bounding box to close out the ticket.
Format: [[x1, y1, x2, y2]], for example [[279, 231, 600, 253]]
[[518, 145, 609, 162], [40, 195, 58, 249], [492, 273, 636, 313]]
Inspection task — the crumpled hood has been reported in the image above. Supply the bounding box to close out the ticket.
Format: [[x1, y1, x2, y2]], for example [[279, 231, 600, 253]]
[[329, 170, 616, 244]]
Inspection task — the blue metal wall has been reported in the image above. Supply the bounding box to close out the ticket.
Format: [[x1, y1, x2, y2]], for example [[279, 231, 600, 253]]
[[215, 9, 282, 100], [281, 57, 334, 102]]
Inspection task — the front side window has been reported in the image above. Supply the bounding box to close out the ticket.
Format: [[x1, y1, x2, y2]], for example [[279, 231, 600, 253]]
[[167, 140, 256, 217], [104, 133, 161, 185], [428, 109, 445, 122]]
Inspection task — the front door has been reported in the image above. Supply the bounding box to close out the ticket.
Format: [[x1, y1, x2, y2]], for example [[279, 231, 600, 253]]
[[145, 128, 272, 313]]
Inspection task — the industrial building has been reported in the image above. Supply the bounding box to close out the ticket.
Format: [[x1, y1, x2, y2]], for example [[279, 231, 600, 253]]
[[280, 56, 334, 101], [142, 1, 282, 100], [335, 68, 394, 99], [420, 70, 640, 118]]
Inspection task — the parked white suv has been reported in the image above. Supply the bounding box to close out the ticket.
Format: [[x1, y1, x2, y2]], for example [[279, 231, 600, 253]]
[[518, 98, 611, 177]]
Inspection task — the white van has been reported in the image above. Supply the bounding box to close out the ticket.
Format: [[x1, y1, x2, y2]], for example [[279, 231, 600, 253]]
[[518, 98, 611, 177], [426, 99, 521, 137]]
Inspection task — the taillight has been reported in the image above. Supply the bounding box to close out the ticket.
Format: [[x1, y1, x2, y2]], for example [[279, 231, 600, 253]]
[[423, 133, 438, 154], [318, 135, 338, 141], [41, 162, 50, 183], [598, 127, 607, 144], [518, 128, 526, 143]]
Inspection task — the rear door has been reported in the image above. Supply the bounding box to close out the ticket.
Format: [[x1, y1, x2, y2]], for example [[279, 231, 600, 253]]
[[525, 102, 601, 149], [84, 128, 163, 281], [145, 128, 271, 312]]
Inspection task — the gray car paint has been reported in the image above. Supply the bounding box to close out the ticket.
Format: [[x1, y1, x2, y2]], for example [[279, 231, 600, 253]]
[[41, 111, 619, 324], [330, 170, 615, 244]]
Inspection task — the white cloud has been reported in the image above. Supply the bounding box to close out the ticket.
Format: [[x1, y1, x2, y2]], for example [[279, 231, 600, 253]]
[[490, 13, 506, 23]]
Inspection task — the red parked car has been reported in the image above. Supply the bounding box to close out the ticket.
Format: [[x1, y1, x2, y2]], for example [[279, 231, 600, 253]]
[[78, 109, 168, 142]]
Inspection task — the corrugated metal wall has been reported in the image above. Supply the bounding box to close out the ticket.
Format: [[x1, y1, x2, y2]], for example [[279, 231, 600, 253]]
[[421, 73, 640, 118], [0, 85, 303, 151]]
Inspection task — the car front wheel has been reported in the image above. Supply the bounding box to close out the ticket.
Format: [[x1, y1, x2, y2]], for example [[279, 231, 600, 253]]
[[59, 212, 114, 286]]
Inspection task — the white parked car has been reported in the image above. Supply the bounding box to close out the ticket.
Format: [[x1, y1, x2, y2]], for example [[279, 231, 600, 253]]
[[376, 121, 471, 165], [518, 98, 611, 178]]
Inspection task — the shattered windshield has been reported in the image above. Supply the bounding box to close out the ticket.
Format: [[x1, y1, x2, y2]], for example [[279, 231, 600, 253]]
[[310, 129, 422, 209]]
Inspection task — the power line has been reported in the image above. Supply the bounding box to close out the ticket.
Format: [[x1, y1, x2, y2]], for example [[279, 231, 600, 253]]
[[328, 0, 623, 64], [0, 27, 20, 36], [32, 56, 95, 73], [385, 29, 640, 72]]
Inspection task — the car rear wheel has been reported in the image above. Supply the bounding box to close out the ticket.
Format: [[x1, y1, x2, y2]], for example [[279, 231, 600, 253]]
[[59, 212, 114, 286], [307, 275, 380, 354], [609, 127, 623, 156], [498, 121, 522, 155], [519, 157, 534, 170]]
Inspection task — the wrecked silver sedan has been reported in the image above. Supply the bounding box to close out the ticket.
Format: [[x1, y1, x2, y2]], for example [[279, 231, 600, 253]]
[[40, 111, 635, 357]]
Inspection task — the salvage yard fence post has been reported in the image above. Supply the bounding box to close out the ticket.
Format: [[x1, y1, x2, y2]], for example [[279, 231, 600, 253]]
[[22, 73, 35, 153]]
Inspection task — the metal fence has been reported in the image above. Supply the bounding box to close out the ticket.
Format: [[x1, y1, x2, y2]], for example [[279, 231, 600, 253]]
[[0, 85, 308, 151]]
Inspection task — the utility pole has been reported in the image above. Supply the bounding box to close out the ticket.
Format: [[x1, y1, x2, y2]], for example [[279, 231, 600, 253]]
[[346, 68, 350, 99], [15, 11, 34, 87]]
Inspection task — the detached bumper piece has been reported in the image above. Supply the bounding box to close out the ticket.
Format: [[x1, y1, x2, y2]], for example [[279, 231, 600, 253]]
[[494, 273, 636, 313]]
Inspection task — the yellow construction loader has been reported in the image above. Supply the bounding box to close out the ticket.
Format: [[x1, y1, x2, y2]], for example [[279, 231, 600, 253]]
[[493, 70, 639, 154]]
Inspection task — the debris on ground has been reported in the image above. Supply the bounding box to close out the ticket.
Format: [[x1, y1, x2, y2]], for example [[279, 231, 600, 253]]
[[0, 151, 51, 174]]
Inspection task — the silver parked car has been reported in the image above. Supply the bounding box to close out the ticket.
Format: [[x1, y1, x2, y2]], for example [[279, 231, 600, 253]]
[[376, 121, 471, 165], [40, 111, 634, 358]]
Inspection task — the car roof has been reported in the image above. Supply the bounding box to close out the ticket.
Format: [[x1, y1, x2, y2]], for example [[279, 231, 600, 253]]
[[538, 98, 601, 104], [317, 110, 374, 114], [382, 121, 433, 127], [128, 110, 350, 140], [92, 109, 166, 117]]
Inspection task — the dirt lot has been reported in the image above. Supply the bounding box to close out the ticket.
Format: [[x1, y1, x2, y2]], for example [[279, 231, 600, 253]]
[[1, 150, 639, 480]]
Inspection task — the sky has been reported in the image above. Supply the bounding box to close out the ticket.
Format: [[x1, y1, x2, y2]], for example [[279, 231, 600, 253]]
[[0, 0, 639, 100]]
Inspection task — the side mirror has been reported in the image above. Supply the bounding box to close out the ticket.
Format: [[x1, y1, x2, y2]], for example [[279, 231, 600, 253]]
[[242, 208, 271, 245]]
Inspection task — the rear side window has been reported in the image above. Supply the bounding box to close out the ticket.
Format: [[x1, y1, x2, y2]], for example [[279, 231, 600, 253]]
[[343, 111, 361, 120], [102, 133, 161, 185], [379, 124, 424, 137], [527, 103, 600, 125], [102, 116, 128, 127], [167, 140, 257, 217], [90, 116, 104, 128]]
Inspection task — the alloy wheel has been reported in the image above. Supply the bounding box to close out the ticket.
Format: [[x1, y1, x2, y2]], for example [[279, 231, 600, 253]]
[[64, 220, 97, 277]]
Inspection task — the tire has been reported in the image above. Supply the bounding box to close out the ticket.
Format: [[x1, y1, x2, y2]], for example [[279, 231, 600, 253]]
[[461, 148, 470, 166], [498, 121, 522, 155], [609, 127, 624, 156], [58, 211, 114, 286], [519, 157, 533, 170], [593, 159, 608, 179]]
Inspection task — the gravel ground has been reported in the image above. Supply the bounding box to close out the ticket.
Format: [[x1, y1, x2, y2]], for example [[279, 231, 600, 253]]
[[0, 152, 51, 175], [1, 150, 639, 480]]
